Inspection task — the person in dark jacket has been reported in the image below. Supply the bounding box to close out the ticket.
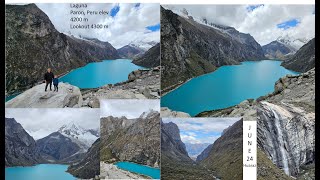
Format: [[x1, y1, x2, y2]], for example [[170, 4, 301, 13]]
[[44, 68, 54, 91], [53, 75, 59, 92]]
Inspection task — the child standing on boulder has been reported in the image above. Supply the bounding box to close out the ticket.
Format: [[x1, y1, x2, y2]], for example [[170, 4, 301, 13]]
[[53, 75, 59, 92]]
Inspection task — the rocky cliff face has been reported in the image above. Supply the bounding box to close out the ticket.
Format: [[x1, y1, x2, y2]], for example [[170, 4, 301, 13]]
[[5, 4, 119, 95], [161, 121, 215, 180], [199, 119, 243, 180], [257, 101, 314, 177], [5, 118, 43, 166], [281, 38, 315, 72], [262, 41, 296, 59], [161, 6, 265, 92], [197, 68, 315, 179], [132, 43, 160, 68], [100, 110, 160, 167], [36, 132, 82, 163], [68, 138, 100, 179], [117, 45, 144, 59]]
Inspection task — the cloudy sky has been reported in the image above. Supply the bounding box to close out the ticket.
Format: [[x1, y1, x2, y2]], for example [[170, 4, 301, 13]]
[[162, 118, 240, 144], [5, 108, 100, 140], [164, 4, 315, 45], [100, 99, 160, 119], [36, 3, 160, 48]]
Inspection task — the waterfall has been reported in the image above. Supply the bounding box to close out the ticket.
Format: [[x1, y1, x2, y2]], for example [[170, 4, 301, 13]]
[[270, 108, 290, 176]]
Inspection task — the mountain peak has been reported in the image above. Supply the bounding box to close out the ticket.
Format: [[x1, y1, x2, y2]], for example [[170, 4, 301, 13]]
[[139, 109, 159, 119]]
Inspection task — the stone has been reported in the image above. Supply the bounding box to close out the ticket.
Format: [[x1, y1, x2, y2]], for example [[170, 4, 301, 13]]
[[5, 83, 82, 108]]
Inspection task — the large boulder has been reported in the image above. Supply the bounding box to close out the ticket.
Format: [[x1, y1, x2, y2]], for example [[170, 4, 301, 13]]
[[5, 82, 82, 108]]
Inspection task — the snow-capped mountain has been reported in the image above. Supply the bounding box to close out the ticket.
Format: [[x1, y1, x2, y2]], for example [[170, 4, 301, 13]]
[[58, 122, 99, 152], [165, 6, 260, 47], [129, 40, 158, 51], [276, 35, 311, 51]]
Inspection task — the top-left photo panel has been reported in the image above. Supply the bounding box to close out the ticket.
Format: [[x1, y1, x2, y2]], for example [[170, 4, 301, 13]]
[[5, 3, 160, 108]]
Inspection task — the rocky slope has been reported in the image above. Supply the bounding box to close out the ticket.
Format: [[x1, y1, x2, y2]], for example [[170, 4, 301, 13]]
[[132, 43, 160, 68], [100, 110, 160, 167], [67, 138, 100, 179], [5, 4, 119, 95], [199, 119, 243, 180], [262, 40, 296, 59], [161, 121, 215, 180], [160, 107, 191, 118], [197, 68, 315, 179], [281, 38, 315, 72], [5, 82, 83, 108], [196, 144, 213, 162], [82, 67, 160, 108], [5, 118, 43, 167], [117, 45, 144, 59], [36, 132, 82, 163], [161, 6, 265, 92]]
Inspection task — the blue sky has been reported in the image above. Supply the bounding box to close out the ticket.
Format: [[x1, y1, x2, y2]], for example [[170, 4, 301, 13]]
[[146, 23, 160, 32], [162, 118, 240, 144], [247, 4, 264, 12], [277, 19, 300, 30], [110, 5, 120, 17]]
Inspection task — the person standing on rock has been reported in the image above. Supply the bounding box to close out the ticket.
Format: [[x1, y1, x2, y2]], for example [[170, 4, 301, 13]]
[[53, 75, 59, 92], [44, 68, 54, 92]]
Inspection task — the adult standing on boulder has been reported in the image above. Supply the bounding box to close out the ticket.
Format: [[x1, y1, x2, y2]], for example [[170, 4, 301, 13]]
[[44, 68, 54, 91]]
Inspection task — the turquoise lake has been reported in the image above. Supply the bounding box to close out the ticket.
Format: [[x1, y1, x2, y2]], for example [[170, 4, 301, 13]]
[[115, 161, 160, 179], [60, 59, 144, 88], [161, 60, 299, 116], [5, 164, 75, 180]]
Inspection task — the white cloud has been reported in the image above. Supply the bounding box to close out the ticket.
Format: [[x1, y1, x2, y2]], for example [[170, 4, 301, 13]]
[[163, 118, 241, 144], [163, 5, 314, 45], [36, 3, 160, 48], [162, 117, 240, 133], [100, 99, 160, 119], [5, 108, 100, 140]]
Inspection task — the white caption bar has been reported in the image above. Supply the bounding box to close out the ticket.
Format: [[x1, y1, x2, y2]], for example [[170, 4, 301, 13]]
[[243, 121, 257, 180], [5, 0, 315, 4]]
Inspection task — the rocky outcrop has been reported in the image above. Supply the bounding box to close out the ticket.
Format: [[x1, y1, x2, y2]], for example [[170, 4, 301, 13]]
[[161, 121, 215, 180], [5, 118, 43, 167], [196, 144, 213, 162], [5, 82, 82, 108], [160, 107, 191, 118], [100, 162, 146, 179], [161, 6, 265, 92], [68, 138, 100, 179], [36, 132, 82, 163], [100, 111, 160, 167], [281, 38, 315, 72], [117, 45, 144, 59], [5, 4, 119, 95], [82, 67, 160, 107], [132, 43, 160, 68], [262, 41, 296, 59], [199, 119, 243, 180]]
